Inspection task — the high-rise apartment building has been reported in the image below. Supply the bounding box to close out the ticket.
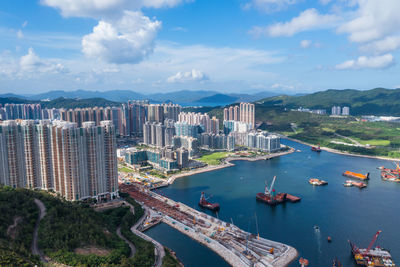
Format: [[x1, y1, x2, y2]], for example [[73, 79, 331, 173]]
[[0, 120, 118, 201], [342, 106, 350, 116], [223, 102, 255, 129]]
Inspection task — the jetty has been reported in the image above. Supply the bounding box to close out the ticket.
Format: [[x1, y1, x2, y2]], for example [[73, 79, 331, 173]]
[[120, 184, 298, 267]]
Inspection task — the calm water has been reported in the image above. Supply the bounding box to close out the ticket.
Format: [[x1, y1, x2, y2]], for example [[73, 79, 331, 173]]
[[149, 139, 400, 266]]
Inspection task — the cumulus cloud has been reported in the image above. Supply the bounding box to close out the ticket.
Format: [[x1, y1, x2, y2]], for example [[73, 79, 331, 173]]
[[250, 8, 339, 37], [300, 40, 312, 48], [167, 69, 209, 83], [243, 0, 299, 13], [360, 36, 400, 55], [41, 0, 185, 18], [338, 0, 400, 44], [82, 11, 161, 64], [17, 30, 24, 39], [20, 48, 67, 74], [335, 54, 394, 70]]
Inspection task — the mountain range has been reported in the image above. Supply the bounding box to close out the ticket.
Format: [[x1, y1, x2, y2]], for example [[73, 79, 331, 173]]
[[258, 87, 400, 116], [0, 89, 278, 105]]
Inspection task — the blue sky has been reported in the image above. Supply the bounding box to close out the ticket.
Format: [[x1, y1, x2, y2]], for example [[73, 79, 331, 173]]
[[0, 0, 400, 95]]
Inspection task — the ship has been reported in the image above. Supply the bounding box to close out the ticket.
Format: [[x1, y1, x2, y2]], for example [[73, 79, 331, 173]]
[[343, 171, 370, 180], [198, 192, 220, 211], [309, 178, 328, 186], [343, 180, 367, 188], [379, 163, 400, 182], [311, 144, 322, 152], [349, 230, 396, 267], [256, 176, 300, 205]]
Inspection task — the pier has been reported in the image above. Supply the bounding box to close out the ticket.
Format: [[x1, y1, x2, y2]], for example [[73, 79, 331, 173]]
[[120, 184, 298, 267]]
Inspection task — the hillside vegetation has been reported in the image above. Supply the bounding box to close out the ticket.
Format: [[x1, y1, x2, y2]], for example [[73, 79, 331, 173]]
[[0, 97, 120, 109], [259, 88, 400, 116]]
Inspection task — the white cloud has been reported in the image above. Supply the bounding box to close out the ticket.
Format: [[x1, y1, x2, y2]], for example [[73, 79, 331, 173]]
[[167, 69, 208, 83], [16, 30, 24, 39], [335, 54, 394, 70], [319, 0, 332, 5], [271, 83, 294, 90], [300, 40, 311, 48], [20, 48, 67, 74], [360, 36, 400, 55], [250, 8, 339, 37], [41, 0, 186, 18], [22, 21, 28, 28], [82, 11, 161, 64], [243, 0, 299, 13], [338, 0, 400, 44]]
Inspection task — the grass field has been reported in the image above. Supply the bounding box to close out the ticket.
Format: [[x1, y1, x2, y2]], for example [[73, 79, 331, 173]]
[[198, 152, 229, 165], [118, 166, 133, 173]]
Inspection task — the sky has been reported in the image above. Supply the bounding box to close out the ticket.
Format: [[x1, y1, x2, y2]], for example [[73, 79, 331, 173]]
[[0, 0, 400, 95]]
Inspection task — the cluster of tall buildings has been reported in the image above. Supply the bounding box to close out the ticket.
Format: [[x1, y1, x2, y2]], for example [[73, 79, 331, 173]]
[[246, 132, 281, 152], [0, 103, 43, 120], [223, 102, 255, 129], [178, 112, 219, 134], [331, 106, 350, 116], [124, 146, 189, 172], [0, 120, 118, 201]]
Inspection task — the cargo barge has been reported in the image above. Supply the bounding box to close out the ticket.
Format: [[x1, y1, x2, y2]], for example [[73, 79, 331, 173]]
[[343, 171, 370, 180], [343, 180, 367, 188], [198, 192, 220, 211], [349, 231, 396, 267], [378, 165, 400, 182], [256, 176, 301, 205]]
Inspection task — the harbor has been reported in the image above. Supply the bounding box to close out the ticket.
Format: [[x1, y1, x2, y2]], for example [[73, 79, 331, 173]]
[[151, 139, 399, 267], [120, 184, 298, 267]]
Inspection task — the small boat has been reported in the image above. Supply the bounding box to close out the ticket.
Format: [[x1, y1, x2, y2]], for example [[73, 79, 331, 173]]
[[311, 144, 322, 152], [343, 180, 353, 187], [327, 236, 332, 243], [314, 225, 320, 231], [309, 178, 328, 186]]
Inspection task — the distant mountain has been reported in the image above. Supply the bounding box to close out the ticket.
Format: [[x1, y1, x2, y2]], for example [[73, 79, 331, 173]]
[[258, 88, 400, 116], [4, 89, 279, 106], [196, 94, 238, 103], [0, 97, 119, 109]]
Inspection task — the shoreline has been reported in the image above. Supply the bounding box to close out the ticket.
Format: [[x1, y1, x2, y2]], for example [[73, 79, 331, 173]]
[[284, 136, 400, 162], [165, 148, 295, 186]]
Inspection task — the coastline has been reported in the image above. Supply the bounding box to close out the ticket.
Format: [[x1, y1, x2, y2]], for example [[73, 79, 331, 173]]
[[166, 148, 295, 186], [284, 136, 400, 162]]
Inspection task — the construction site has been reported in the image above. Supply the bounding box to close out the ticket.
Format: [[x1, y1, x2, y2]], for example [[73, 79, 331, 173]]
[[120, 184, 298, 267]]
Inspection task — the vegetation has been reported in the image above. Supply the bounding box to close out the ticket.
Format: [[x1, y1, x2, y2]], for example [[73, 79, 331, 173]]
[[162, 248, 181, 267], [0, 186, 156, 267], [0, 186, 41, 266], [258, 88, 400, 116], [198, 151, 229, 165]]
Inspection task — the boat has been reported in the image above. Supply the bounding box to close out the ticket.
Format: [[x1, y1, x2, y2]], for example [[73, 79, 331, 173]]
[[343, 180, 353, 187], [327, 236, 332, 243], [352, 181, 367, 189], [198, 192, 220, 211], [256, 176, 299, 205], [314, 225, 320, 232], [311, 144, 322, 152], [309, 178, 328, 186], [333, 258, 343, 267], [349, 230, 396, 267], [343, 171, 370, 180], [379, 163, 400, 182]]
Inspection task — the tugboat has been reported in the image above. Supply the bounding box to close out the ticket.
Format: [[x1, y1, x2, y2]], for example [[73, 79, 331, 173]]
[[311, 144, 322, 152], [349, 230, 396, 267], [343, 180, 353, 187], [198, 192, 220, 211]]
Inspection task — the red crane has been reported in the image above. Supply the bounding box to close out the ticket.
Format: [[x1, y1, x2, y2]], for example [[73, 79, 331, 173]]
[[365, 230, 382, 255]]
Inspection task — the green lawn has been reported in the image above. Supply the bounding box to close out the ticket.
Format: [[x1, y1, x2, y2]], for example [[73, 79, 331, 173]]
[[118, 167, 133, 173], [198, 152, 229, 165]]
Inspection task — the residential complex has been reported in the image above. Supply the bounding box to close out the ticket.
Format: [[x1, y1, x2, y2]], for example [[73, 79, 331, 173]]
[[0, 119, 118, 201], [223, 102, 255, 129], [332, 106, 350, 116]]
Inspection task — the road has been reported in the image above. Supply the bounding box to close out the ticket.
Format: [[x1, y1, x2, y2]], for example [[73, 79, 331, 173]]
[[116, 226, 136, 257], [131, 206, 165, 267], [31, 198, 47, 263]]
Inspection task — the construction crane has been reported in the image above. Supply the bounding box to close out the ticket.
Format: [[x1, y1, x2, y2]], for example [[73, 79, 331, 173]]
[[365, 230, 382, 255], [264, 176, 277, 198]]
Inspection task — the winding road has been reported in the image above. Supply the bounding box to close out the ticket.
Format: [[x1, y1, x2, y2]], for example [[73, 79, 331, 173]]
[[31, 198, 47, 263], [117, 226, 136, 257]]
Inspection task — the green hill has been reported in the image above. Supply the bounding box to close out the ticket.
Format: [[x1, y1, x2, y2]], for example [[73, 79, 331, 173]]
[[258, 88, 400, 116]]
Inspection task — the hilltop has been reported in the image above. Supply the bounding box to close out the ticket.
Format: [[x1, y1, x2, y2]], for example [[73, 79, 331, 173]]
[[258, 88, 400, 116]]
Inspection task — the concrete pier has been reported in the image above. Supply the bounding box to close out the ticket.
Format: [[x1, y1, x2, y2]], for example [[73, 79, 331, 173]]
[[120, 184, 298, 267]]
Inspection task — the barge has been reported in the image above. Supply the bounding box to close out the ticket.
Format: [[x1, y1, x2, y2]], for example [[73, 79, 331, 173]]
[[343, 171, 370, 180]]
